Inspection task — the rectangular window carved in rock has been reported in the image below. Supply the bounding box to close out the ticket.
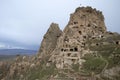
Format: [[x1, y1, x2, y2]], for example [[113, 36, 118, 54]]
[[74, 47, 78, 51], [96, 43, 99, 46], [74, 22, 78, 24], [72, 54, 77, 57], [66, 45, 68, 47], [70, 49, 74, 51], [67, 53, 71, 56], [83, 36, 86, 39], [116, 41, 120, 45], [61, 48, 64, 51], [79, 31, 82, 35], [82, 43, 85, 46], [95, 26, 97, 28], [80, 25, 84, 27], [88, 24, 91, 27], [72, 59, 76, 62], [73, 26, 78, 28], [64, 36, 69, 42], [70, 23, 73, 25], [64, 49, 67, 52]]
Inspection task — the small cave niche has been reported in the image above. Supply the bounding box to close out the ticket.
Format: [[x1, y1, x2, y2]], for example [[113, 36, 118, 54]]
[[49, 31, 52, 34], [83, 15, 86, 17], [78, 31, 82, 35], [66, 45, 68, 47], [96, 43, 99, 46], [56, 35, 60, 38], [61, 48, 64, 52], [101, 36, 104, 38], [63, 44, 65, 47], [67, 53, 71, 57], [74, 47, 78, 51], [92, 37, 95, 39], [21, 67, 24, 70], [81, 15, 86, 19], [74, 22, 78, 24], [64, 36, 69, 42], [95, 26, 97, 28], [86, 10, 92, 13], [73, 26, 78, 28], [83, 36, 87, 39], [77, 40, 80, 42], [116, 41, 120, 45], [70, 48, 74, 51], [66, 49, 69, 51], [72, 59, 76, 62], [70, 23, 73, 25], [82, 43, 85, 46], [48, 60, 52, 63], [64, 49, 67, 52], [80, 25, 84, 27], [44, 36, 46, 39], [87, 24, 91, 27], [73, 54, 77, 57]]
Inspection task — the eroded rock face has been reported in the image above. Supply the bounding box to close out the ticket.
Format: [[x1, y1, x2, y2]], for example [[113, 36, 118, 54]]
[[38, 23, 62, 57], [64, 6, 106, 38], [102, 66, 120, 79], [49, 7, 107, 69]]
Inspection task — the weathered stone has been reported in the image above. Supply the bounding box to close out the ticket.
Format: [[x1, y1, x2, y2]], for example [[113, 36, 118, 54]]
[[38, 23, 62, 57], [49, 6, 107, 68], [102, 66, 120, 79]]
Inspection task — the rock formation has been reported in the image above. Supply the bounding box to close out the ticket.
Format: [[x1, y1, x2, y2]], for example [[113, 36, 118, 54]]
[[38, 23, 62, 57], [47, 6, 107, 69]]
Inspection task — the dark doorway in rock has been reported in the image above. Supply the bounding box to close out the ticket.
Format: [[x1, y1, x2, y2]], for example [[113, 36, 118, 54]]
[[95, 26, 97, 28], [67, 53, 71, 56], [64, 49, 67, 52], [74, 47, 78, 51], [61, 48, 64, 51], [96, 43, 99, 46], [88, 24, 91, 27], [80, 25, 84, 27], [72, 59, 75, 62], [79, 31, 82, 35], [116, 41, 119, 45], [83, 36, 86, 39], [70, 49, 74, 51], [74, 22, 78, 24]]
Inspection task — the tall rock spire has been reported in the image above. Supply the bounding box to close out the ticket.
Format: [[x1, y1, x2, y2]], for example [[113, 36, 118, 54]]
[[38, 23, 62, 57]]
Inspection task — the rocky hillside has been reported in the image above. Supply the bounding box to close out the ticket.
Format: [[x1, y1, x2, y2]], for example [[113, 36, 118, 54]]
[[48, 6, 107, 69], [0, 6, 120, 80]]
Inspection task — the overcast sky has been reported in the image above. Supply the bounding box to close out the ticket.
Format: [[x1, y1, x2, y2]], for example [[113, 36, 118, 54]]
[[0, 0, 120, 50]]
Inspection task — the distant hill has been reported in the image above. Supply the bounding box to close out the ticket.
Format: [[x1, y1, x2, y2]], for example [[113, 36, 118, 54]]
[[0, 49, 37, 55]]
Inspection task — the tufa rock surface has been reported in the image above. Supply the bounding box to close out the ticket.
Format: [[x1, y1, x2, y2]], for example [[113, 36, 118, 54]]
[[38, 23, 62, 57], [49, 6, 107, 69]]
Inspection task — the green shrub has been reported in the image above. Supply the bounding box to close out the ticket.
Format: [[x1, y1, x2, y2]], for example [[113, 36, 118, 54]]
[[83, 57, 106, 74], [26, 63, 56, 80], [72, 63, 79, 72]]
